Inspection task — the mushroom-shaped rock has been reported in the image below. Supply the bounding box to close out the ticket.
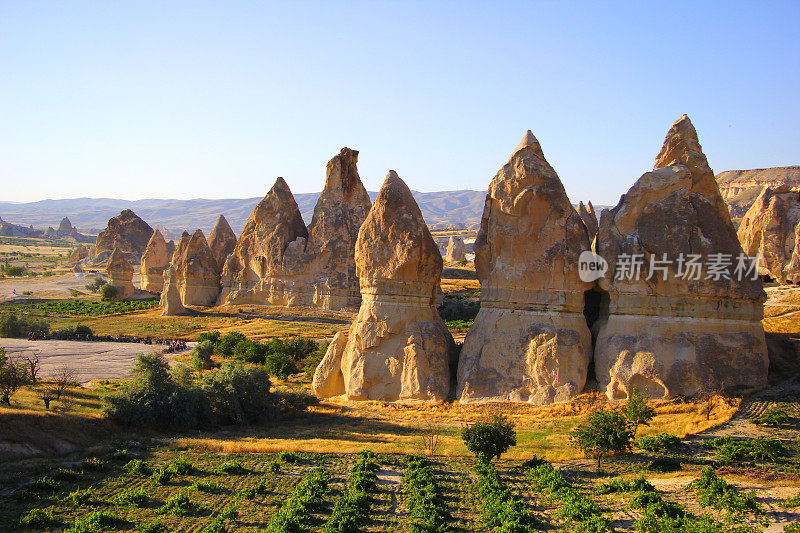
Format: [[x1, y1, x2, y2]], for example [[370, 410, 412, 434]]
[[577, 201, 599, 240], [445, 236, 466, 262], [208, 215, 237, 271], [456, 130, 593, 405], [312, 171, 454, 402], [106, 247, 135, 299], [160, 266, 187, 316], [94, 209, 154, 262], [217, 177, 308, 306], [593, 115, 768, 400], [737, 186, 800, 284], [140, 230, 170, 293], [172, 230, 221, 306]]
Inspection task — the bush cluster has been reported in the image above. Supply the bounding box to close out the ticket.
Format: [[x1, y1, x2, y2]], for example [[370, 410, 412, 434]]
[[0, 311, 50, 338], [403, 455, 451, 533], [690, 466, 762, 522], [475, 459, 537, 533], [749, 409, 791, 427], [50, 324, 94, 340], [526, 463, 614, 532], [636, 433, 682, 453], [713, 436, 788, 463], [265, 467, 330, 533], [322, 451, 379, 533], [461, 414, 517, 462]]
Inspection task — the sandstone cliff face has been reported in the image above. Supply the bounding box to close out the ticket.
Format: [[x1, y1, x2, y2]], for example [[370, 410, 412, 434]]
[[717, 166, 800, 219], [106, 247, 135, 299], [312, 171, 454, 402], [94, 209, 154, 263], [218, 148, 371, 309], [577, 201, 598, 240], [456, 131, 593, 405], [737, 186, 800, 284], [593, 115, 768, 400], [140, 230, 170, 293], [445, 236, 466, 262], [171, 230, 221, 306], [160, 266, 186, 316], [207, 215, 237, 271]]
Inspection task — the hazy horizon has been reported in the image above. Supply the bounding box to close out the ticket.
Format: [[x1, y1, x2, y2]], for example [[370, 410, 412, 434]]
[[2, 1, 798, 205]]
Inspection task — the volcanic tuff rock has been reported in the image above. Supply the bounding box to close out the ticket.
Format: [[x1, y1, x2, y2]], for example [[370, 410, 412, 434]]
[[171, 230, 220, 306], [593, 115, 768, 400], [737, 186, 800, 284], [140, 230, 170, 293], [218, 148, 371, 309], [717, 166, 800, 219], [106, 247, 135, 299], [160, 266, 186, 316], [577, 201, 598, 240], [94, 209, 154, 263], [312, 171, 454, 402], [445, 236, 466, 262], [68, 245, 89, 264], [456, 131, 593, 405], [207, 214, 237, 271]]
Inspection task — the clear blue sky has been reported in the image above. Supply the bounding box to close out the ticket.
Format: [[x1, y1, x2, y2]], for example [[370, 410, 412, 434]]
[[2, 1, 798, 206]]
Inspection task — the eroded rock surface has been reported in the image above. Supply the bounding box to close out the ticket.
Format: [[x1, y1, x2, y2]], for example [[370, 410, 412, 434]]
[[94, 209, 154, 263], [160, 266, 186, 316], [445, 236, 466, 262], [208, 215, 237, 271], [312, 171, 454, 402], [106, 247, 135, 299], [737, 186, 800, 284], [172, 230, 220, 306], [456, 131, 593, 405], [577, 201, 599, 240], [593, 115, 768, 400], [140, 230, 170, 293]]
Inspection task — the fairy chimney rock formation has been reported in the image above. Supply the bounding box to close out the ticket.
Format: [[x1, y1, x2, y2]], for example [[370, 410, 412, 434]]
[[577, 201, 599, 239], [312, 171, 454, 402], [737, 186, 800, 283], [94, 209, 154, 263], [219, 148, 371, 309], [106, 247, 135, 299], [456, 130, 593, 405], [160, 266, 186, 316], [68, 244, 89, 264], [445, 236, 466, 262], [140, 229, 170, 293], [208, 215, 237, 271], [593, 115, 768, 400], [171, 230, 221, 306]]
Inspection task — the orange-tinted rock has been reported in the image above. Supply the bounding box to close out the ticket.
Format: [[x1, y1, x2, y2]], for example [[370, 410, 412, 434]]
[[94, 209, 153, 263], [207, 215, 237, 271], [140, 230, 170, 293]]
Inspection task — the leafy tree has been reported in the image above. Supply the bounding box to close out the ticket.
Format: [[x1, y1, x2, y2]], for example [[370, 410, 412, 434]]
[[624, 387, 655, 437], [571, 408, 633, 468], [215, 331, 247, 356], [0, 349, 28, 404], [191, 340, 215, 370], [197, 331, 221, 345], [201, 362, 275, 425], [100, 283, 119, 301], [461, 414, 517, 461]]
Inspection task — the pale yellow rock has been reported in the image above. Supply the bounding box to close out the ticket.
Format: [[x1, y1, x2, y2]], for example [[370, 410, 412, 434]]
[[737, 186, 800, 284], [171, 230, 221, 306], [312, 171, 454, 402], [457, 130, 593, 405], [68, 244, 89, 264], [577, 201, 598, 240], [593, 115, 768, 400], [160, 266, 186, 316], [94, 209, 153, 263], [106, 247, 135, 299], [218, 148, 371, 309], [208, 214, 237, 271], [140, 229, 170, 292], [445, 236, 466, 262]]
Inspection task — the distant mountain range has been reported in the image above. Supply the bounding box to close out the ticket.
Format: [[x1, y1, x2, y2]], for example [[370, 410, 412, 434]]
[[0, 190, 489, 240]]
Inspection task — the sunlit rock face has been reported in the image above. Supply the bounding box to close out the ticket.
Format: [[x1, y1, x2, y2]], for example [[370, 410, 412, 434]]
[[207, 214, 237, 271], [106, 247, 135, 299], [593, 115, 768, 400], [312, 171, 454, 402], [94, 209, 154, 264], [456, 131, 593, 405], [445, 236, 466, 262], [218, 148, 371, 310], [737, 186, 800, 284], [140, 229, 170, 293], [171, 230, 221, 306], [577, 201, 598, 240], [160, 266, 187, 316]]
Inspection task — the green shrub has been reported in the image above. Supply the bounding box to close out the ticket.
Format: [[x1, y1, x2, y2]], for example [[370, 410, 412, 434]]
[[66, 510, 125, 533], [124, 459, 152, 476], [19, 508, 59, 527], [233, 339, 267, 364], [624, 387, 656, 437], [169, 457, 197, 475], [85, 276, 107, 292], [215, 331, 247, 356], [219, 502, 239, 521], [322, 453, 378, 533], [749, 409, 791, 427], [571, 408, 633, 468], [691, 466, 762, 521], [52, 468, 83, 481], [29, 476, 59, 491], [5, 265, 26, 276], [192, 340, 216, 370], [403, 455, 451, 533], [161, 490, 205, 516], [201, 362, 276, 425], [279, 451, 300, 464], [475, 459, 536, 532], [114, 488, 150, 507], [783, 492, 800, 508], [715, 436, 788, 463], [636, 433, 681, 452], [0, 311, 50, 338], [216, 459, 249, 475], [82, 457, 108, 471], [303, 342, 328, 380], [461, 414, 517, 462], [785, 523, 800, 533], [265, 468, 331, 533], [197, 331, 221, 345], [67, 488, 96, 506], [268, 459, 281, 473], [151, 466, 174, 485], [264, 349, 297, 379], [201, 518, 227, 533], [100, 283, 119, 300], [192, 479, 224, 493], [647, 457, 681, 472], [272, 389, 320, 412], [138, 520, 168, 533]]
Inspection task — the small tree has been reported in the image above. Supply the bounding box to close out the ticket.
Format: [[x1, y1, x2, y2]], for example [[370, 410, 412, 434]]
[[571, 408, 633, 468], [461, 414, 517, 461], [0, 351, 28, 405], [624, 387, 655, 437], [51, 365, 78, 401], [24, 355, 40, 383], [100, 283, 119, 301], [191, 340, 215, 371], [38, 386, 58, 409]]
